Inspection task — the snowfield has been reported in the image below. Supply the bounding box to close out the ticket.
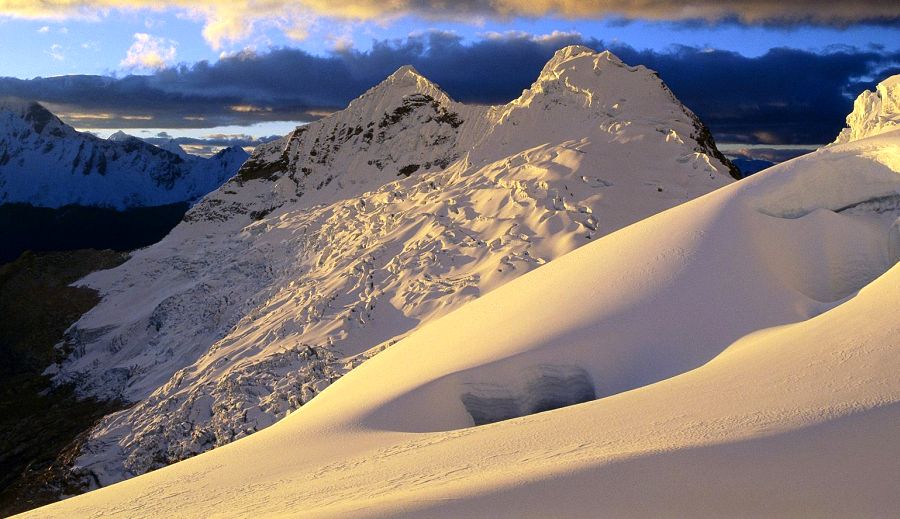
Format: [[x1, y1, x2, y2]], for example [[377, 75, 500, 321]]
[[20, 72, 900, 517], [48, 46, 741, 488]]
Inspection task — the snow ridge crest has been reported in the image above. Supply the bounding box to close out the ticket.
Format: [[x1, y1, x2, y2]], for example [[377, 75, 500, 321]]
[[833, 74, 900, 144]]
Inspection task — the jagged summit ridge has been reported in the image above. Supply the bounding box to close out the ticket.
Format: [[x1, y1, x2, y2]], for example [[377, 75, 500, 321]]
[[200, 46, 738, 224], [346, 63, 457, 114], [539, 44, 614, 75], [479, 46, 740, 179], [196, 62, 483, 223], [833, 74, 900, 144]]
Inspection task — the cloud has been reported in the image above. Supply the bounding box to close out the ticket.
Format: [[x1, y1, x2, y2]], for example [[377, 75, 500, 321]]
[[228, 105, 273, 113], [37, 25, 49, 33], [723, 146, 817, 163], [150, 133, 280, 146], [0, 1, 898, 47], [47, 43, 65, 61], [120, 33, 177, 71], [1, 32, 897, 144], [143, 133, 281, 157], [327, 33, 355, 53]]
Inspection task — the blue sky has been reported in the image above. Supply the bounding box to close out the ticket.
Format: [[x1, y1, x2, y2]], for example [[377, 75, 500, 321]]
[[1, 2, 899, 151]]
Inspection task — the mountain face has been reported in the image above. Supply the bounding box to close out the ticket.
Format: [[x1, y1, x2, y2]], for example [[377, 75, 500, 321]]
[[46, 46, 738, 490], [22, 76, 900, 519], [833, 75, 900, 145], [0, 101, 248, 209]]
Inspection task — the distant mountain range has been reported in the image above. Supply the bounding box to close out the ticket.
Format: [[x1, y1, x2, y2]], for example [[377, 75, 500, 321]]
[[0, 100, 247, 209], [0, 101, 248, 261]]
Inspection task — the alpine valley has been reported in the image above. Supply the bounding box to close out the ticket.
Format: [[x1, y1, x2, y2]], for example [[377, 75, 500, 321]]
[[0, 100, 247, 261]]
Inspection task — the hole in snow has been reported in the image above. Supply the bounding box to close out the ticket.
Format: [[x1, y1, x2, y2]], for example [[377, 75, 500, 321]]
[[460, 365, 596, 426]]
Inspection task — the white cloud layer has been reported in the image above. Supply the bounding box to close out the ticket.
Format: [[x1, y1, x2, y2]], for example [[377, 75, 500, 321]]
[[120, 32, 177, 71]]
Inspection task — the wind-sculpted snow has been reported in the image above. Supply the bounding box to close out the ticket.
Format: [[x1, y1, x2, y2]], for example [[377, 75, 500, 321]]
[[48, 46, 740, 489], [833, 75, 900, 145], [0, 101, 248, 209]]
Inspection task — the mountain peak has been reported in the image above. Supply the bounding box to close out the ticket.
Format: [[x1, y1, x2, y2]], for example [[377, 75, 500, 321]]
[[546, 45, 596, 66], [387, 64, 424, 80], [0, 99, 66, 134], [355, 64, 454, 108], [486, 46, 740, 179], [539, 46, 627, 76], [213, 145, 249, 158], [505, 45, 670, 117], [0, 97, 37, 113], [108, 130, 134, 141], [833, 74, 900, 145]]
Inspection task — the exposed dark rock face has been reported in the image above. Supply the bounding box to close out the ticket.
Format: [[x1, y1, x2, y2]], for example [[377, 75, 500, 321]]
[[21, 102, 58, 134], [691, 123, 742, 180]]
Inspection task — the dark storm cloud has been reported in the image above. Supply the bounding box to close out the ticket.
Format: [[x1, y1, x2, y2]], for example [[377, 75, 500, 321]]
[[607, 44, 900, 143], [1, 31, 897, 143]]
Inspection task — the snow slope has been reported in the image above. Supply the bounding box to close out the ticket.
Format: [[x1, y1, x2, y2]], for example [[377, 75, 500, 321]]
[[47, 46, 738, 488], [21, 88, 900, 519], [0, 101, 248, 209]]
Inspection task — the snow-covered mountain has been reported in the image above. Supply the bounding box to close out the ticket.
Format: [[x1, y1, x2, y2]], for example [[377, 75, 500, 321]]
[[24, 73, 900, 519], [833, 74, 900, 144], [0, 101, 248, 209], [42, 46, 739, 490], [108, 130, 192, 160]]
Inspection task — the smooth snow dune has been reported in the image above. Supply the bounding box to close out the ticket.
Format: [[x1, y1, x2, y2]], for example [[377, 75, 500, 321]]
[[20, 131, 900, 517]]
